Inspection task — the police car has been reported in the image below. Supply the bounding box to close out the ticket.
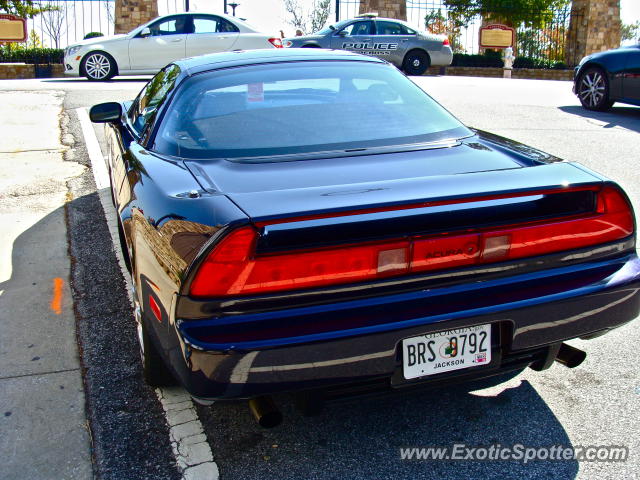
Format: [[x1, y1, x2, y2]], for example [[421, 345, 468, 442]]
[[283, 13, 452, 75]]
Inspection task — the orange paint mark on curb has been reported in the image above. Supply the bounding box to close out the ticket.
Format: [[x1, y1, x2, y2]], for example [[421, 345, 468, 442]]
[[51, 277, 63, 315]]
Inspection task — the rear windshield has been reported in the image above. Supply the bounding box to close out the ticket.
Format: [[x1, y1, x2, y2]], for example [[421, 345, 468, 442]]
[[153, 61, 471, 161]]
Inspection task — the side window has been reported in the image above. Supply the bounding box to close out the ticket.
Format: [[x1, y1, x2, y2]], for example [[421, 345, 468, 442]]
[[339, 21, 373, 36], [375, 21, 410, 35], [148, 16, 189, 36], [129, 65, 181, 135], [193, 16, 239, 33]]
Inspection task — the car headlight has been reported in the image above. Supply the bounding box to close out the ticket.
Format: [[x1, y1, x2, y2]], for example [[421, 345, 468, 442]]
[[66, 45, 82, 56]]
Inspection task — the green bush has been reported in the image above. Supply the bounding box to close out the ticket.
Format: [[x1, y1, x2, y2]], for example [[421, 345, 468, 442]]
[[0, 47, 64, 64], [451, 53, 504, 68], [84, 32, 104, 39], [513, 56, 538, 69], [512, 56, 570, 70]]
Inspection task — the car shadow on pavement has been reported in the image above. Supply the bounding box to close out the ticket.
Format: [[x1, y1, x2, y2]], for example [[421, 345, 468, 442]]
[[197, 377, 579, 480], [0, 199, 181, 479], [558, 105, 640, 133]]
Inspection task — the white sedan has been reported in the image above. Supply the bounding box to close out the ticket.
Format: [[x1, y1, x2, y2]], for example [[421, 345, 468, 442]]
[[64, 13, 282, 80]]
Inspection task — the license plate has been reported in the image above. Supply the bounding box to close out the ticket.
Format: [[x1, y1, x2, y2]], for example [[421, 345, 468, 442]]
[[402, 324, 492, 379]]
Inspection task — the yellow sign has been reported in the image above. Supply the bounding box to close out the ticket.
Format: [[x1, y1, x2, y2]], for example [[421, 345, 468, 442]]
[[479, 24, 514, 49], [0, 15, 27, 42]]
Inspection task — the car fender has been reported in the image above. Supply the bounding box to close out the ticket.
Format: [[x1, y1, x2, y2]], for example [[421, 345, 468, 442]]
[[577, 49, 630, 99], [83, 38, 129, 70]]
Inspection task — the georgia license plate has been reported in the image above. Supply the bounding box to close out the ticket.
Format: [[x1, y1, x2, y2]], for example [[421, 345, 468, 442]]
[[402, 324, 492, 380]]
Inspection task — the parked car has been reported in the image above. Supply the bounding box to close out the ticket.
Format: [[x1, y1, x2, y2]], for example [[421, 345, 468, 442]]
[[573, 43, 640, 111], [91, 49, 639, 426], [283, 13, 452, 75], [64, 12, 282, 81]]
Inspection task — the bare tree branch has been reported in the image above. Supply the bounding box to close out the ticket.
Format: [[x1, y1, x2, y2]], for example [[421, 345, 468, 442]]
[[40, 0, 66, 48], [284, 0, 331, 35]]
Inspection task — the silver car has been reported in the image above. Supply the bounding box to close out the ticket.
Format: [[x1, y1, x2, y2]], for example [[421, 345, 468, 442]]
[[283, 14, 452, 75]]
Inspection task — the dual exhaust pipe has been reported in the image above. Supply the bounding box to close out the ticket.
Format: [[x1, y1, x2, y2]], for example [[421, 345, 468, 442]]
[[247, 342, 586, 428]]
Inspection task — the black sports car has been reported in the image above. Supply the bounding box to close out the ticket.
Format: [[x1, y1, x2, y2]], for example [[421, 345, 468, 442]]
[[91, 49, 639, 425], [574, 43, 640, 111]]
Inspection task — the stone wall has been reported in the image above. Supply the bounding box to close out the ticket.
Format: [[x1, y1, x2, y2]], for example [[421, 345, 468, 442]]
[[423, 66, 574, 81], [114, 0, 158, 34], [565, 0, 621, 65], [0, 63, 65, 80], [358, 0, 406, 20]]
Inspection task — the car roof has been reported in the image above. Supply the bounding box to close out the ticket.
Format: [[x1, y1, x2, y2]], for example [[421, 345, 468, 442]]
[[175, 48, 386, 76]]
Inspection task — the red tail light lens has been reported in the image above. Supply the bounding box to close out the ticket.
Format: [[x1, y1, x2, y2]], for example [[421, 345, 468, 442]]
[[189, 186, 634, 298], [268, 37, 283, 48], [443, 37, 450, 46]]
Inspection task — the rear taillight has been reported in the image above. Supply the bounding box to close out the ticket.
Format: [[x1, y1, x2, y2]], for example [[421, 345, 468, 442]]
[[189, 186, 634, 298], [442, 37, 450, 46], [268, 37, 283, 48]]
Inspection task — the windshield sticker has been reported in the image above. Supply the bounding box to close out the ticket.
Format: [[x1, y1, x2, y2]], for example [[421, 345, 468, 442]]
[[247, 83, 264, 102]]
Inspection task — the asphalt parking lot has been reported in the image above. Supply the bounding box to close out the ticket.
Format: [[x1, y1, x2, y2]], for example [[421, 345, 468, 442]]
[[1, 75, 639, 480]]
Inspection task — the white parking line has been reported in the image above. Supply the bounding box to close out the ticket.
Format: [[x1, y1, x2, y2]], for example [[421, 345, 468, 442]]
[[76, 107, 219, 480]]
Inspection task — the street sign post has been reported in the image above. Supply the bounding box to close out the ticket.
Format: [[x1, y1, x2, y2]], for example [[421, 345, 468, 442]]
[[479, 24, 515, 49]]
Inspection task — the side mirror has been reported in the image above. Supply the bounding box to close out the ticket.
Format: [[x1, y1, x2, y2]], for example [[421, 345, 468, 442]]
[[338, 30, 348, 37], [139, 27, 151, 38], [90, 102, 122, 123]]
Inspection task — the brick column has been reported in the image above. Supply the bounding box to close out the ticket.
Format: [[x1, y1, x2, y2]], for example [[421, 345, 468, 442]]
[[358, 0, 406, 21], [565, 0, 620, 66], [114, 0, 158, 34]]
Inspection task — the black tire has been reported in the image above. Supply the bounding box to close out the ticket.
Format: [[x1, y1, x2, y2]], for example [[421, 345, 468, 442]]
[[402, 50, 430, 76], [138, 317, 176, 387], [577, 66, 614, 111], [116, 218, 132, 273], [81, 51, 117, 81]]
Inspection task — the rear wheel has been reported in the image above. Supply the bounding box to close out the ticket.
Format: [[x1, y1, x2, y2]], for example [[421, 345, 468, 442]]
[[577, 67, 614, 111], [81, 51, 117, 81], [136, 305, 176, 387], [402, 50, 430, 76]]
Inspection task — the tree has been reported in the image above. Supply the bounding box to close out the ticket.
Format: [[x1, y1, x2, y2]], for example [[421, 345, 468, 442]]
[[104, 0, 114, 34], [443, 0, 569, 28], [0, 0, 50, 18], [425, 10, 464, 52], [284, 0, 331, 35], [621, 21, 640, 43], [40, 0, 67, 48]]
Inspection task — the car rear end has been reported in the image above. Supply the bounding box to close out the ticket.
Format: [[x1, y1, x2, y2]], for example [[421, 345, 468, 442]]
[[167, 163, 639, 401], [149, 52, 640, 403], [416, 32, 453, 66]]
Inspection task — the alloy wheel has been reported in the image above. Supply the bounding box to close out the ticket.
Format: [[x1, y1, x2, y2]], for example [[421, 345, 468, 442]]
[[579, 70, 606, 108], [84, 53, 112, 80]]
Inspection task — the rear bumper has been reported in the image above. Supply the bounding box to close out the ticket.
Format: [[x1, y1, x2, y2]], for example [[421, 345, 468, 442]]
[[168, 254, 640, 399], [429, 47, 453, 67]]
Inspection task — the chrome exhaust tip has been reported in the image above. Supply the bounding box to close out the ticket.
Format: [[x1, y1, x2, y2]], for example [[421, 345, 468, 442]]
[[555, 343, 587, 368], [248, 396, 282, 428]]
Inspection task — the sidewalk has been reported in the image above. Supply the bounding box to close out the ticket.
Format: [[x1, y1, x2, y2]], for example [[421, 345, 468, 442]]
[[0, 90, 93, 479]]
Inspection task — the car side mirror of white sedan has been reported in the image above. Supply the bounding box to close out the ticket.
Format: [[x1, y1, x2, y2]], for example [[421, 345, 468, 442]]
[[139, 27, 151, 38]]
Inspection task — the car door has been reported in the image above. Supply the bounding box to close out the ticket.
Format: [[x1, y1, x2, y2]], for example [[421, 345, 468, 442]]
[[373, 20, 412, 65], [118, 65, 182, 207], [185, 14, 239, 57], [622, 45, 640, 101], [330, 20, 375, 54], [128, 15, 188, 71]]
